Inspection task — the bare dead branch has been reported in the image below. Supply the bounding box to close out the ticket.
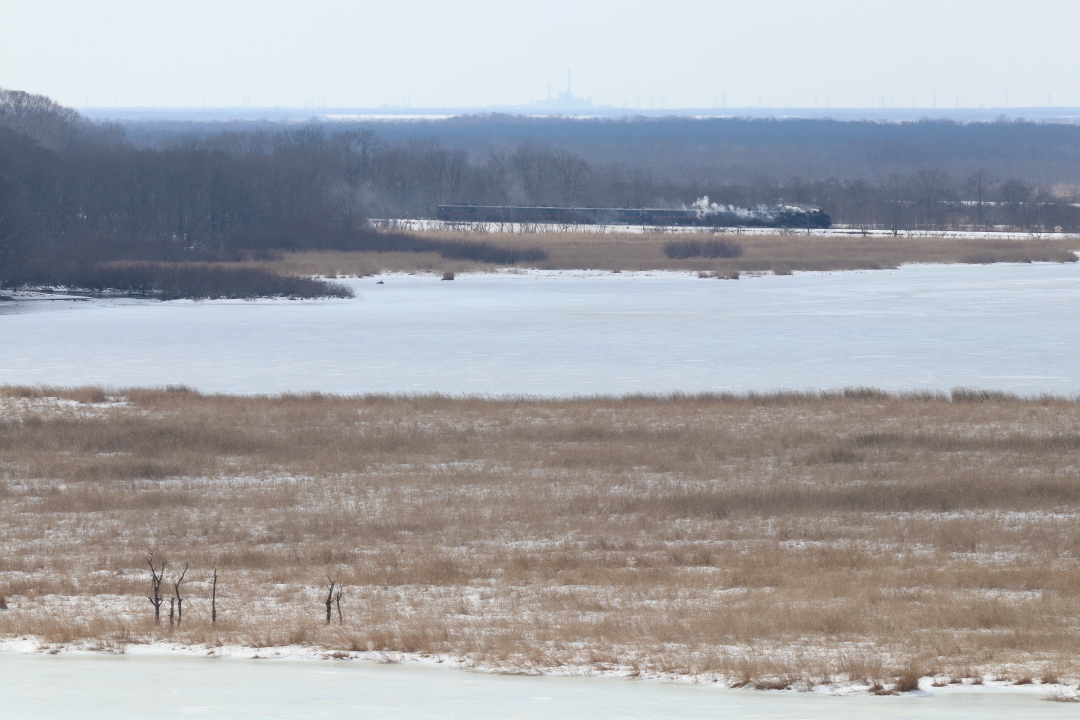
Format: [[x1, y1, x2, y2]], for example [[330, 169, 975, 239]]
[[145, 547, 166, 624], [173, 562, 189, 625]]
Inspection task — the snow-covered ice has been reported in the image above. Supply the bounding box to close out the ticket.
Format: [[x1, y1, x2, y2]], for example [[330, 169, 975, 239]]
[[2, 263, 1080, 395], [1, 651, 1075, 719]]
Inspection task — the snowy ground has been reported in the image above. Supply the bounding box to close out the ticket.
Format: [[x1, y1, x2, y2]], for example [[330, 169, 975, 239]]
[[1, 648, 1077, 719], [2, 263, 1080, 395]]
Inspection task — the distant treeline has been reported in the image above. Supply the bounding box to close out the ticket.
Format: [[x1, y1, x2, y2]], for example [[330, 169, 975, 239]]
[[0, 89, 545, 293], [122, 112, 1080, 186], [3, 89, 1080, 291]]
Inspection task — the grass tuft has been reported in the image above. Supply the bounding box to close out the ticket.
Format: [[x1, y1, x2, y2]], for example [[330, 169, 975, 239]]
[[1045, 688, 1080, 702], [894, 667, 922, 693]]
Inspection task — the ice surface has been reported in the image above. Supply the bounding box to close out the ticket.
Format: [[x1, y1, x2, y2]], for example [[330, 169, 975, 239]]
[[2, 263, 1079, 395], [0, 652, 1073, 719]]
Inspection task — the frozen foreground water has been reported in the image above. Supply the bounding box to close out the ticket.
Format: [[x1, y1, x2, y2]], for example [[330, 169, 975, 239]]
[[2, 263, 1080, 394], [1, 652, 1072, 720]]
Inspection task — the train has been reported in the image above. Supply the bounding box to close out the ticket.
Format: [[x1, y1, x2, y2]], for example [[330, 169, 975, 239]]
[[435, 204, 831, 229]]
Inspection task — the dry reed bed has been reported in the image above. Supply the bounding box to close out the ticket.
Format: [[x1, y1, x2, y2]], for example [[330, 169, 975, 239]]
[[251, 232, 1080, 277], [2, 385, 1080, 688]]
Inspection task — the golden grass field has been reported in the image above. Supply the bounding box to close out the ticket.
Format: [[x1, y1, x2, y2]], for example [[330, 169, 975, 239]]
[[249, 231, 1080, 278], [2, 385, 1079, 689]]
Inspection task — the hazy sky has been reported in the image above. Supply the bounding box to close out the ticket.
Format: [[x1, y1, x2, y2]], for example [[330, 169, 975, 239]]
[[1, 0, 1077, 109]]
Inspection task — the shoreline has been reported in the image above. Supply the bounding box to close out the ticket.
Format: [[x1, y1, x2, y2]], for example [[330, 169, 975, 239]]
[[1, 638, 1075, 699]]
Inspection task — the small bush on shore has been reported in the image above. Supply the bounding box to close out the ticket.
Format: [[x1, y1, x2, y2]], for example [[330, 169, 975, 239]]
[[1045, 687, 1080, 702], [894, 668, 922, 693]]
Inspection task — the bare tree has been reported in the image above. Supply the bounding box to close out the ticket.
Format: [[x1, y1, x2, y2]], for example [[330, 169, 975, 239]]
[[328, 185, 366, 232], [441, 149, 469, 204], [551, 150, 590, 206], [333, 128, 382, 190], [845, 179, 875, 234], [325, 578, 336, 625], [146, 548, 166, 624], [211, 568, 218, 624], [335, 584, 344, 623], [966, 170, 995, 230], [512, 143, 555, 205], [173, 562, 189, 626], [1000, 179, 1033, 230], [881, 173, 911, 236], [463, 150, 510, 208], [0, 87, 93, 149], [913, 168, 952, 230]]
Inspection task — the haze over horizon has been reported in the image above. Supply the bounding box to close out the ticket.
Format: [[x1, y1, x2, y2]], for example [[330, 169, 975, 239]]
[[1, 0, 1078, 111]]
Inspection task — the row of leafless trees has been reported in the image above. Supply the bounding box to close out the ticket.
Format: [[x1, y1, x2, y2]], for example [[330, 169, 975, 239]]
[[145, 549, 216, 626], [145, 550, 348, 627]]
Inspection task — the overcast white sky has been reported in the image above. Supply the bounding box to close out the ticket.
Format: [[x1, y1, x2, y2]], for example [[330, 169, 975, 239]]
[[1, 0, 1077, 109]]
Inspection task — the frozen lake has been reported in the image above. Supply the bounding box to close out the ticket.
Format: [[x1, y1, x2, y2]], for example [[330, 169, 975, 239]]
[[3, 263, 1079, 394], [1, 652, 1072, 720]]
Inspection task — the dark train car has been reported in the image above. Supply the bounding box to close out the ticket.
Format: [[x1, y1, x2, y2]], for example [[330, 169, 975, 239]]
[[436, 205, 830, 229]]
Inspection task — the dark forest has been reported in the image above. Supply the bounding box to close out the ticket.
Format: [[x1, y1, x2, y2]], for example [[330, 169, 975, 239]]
[[3, 88, 1080, 294]]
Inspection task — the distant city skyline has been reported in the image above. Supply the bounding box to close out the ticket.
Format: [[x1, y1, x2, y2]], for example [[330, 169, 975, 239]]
[[2, 0, 1078, 110]]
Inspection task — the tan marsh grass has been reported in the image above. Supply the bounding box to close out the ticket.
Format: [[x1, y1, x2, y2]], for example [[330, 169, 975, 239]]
[[1, 386, 1079, 686], [246, 231, 1080, 277]]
